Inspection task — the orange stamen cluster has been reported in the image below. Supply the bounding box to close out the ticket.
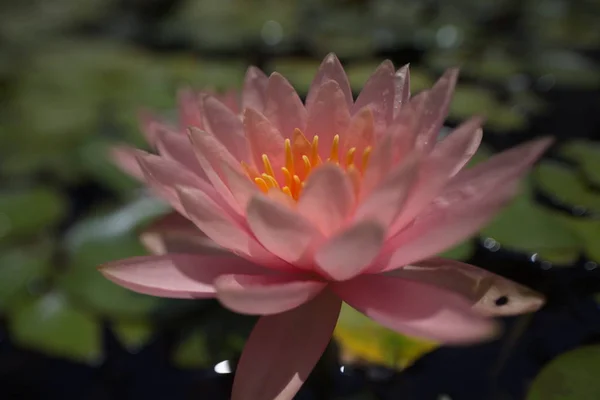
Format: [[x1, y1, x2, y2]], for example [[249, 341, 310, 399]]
[[243, 129, 372, 201]]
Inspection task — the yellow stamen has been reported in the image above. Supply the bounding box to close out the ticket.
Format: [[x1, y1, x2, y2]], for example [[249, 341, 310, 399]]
[[346, 147, 356, 167], [329, 134, 340, 163], [311, 136, 319, 166], [281, 167, 292, 188], [254, 177, 269, 193], [262, 173, 280, 189], [362, 146, 372, 172], [302, 155, 311, 175], [282, 186, 292, 197], [262, 154, 275, 177], [284, 138, 294, 175]]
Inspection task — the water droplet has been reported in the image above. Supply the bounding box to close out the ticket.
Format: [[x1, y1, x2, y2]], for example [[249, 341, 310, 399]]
[[530, 253, 539, 262], [483, 238, 501, 252], [436, 25, 461, 49], [584, 261, 597, 271], [214, 360, 232, 374], [340, 365, 345, 373], [261, 20, 283, 46]]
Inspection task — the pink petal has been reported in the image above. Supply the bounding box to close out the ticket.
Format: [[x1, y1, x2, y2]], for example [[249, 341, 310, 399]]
[[445, 137, 554, 194], [360, 135, 393, 198], [220, 161, 260, 210], [393, 64, 410, 118], [216, 89, 240, 114], [99, 254, 269, 299], [314, 220, 385, 281], [415, 68, 459, 153], [188, 127, 245, 215], [354, 153, 419, 228], [214, 274, 326, 315], [353, 60, 396, 138], [264, 72, 308, 139], [231, 290, 341, 400], [154, 128, 209, 181], [297, 164, 355, 235], [385, 258, 545, 317], [342, 107, 375, 157], [139, 212, 227, 256], [388, 117, 486, 236], [178, 187, 290, 270], [177, 88, 203, 129], [305, 80, 352, 159], [137, 153, 217, 215], [306, 53, 353, 111], [138, 110, 165, 146], [243, 108, 285, 174], [200, 95, 249, 162], [378, 181, 520, 272], [332, 274, 499, 344], [109, 146, 146, 180], [246, 194, 323, 266], [242, 66, 269, 112]]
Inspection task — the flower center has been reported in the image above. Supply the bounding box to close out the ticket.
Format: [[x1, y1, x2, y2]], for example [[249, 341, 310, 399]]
[[242, 129, 372, 200]]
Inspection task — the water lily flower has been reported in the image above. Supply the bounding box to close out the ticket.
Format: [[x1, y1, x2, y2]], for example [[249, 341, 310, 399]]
[[103, 54, 549, 400]]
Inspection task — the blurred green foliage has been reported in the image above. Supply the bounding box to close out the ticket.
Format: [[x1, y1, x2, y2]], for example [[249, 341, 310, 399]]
[[0, 0, 599, 376]]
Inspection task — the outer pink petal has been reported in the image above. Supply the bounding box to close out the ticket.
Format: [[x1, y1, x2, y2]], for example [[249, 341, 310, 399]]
[[242, 66, 269, 113], [314, 220, 385, 281], [415, 68, 459, 153], [306, 53, 353, 111], [178, 187, 290, 270], [243, 108, 285, 174], [220, 161, 261, 210], [188, 127, 244, 215], [139, 212, 227, 256], [246, 195, 323, 266], [137, 153, 216, 215], [445, 137, 554, 194], [177, 88, 203, 129], [388, 117, 486, 236], [99, 254, 269, 299], [393, 64, 410, 118], [216, 89, 240, 114], [332, 274, 499, 344], [264, 72, 308, 139], [231, 290, 341, 400], [342, 107, 375, 157], [214, 274, 326, 315], [378, 181, 520, 272], [354, 153, 419, 228], [154, 129, 209, 181], [385, 258, 545, 317], [297, 163, 355, 235], [138, 110, 165, 146], [200, 95, 249, 162], [109, 146, 146, 180], [305, 80, 352, 158], [353, 60, 396, 138]]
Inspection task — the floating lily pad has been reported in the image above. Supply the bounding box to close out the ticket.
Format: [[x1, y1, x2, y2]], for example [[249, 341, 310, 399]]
[[555, 217, 600, 263], [534, 161, 600, 215], [9, 292, 102, 364], [0, 188, 66, 244], [438, 240, 475, 261], [532, 50, 600, 88], [0, 243, 52, 312], [481, 193, 582, 265], [172, 330, 212, 369], [112, 320, 153, 353], [334, 304, 438, 369], [64, 196, 168, 252], [527, 345, 600, 400], [61, 234, 161, 318], [559, 140, 600, 188]]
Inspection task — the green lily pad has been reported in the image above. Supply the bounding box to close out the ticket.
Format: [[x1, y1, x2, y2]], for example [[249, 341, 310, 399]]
[[0, 188, 66, 244], [61, 234, 160, 318], [9, 292, 102, 364], [112, 320, 153, 353], [532, 50, 600, 88], [481, 193, 582, 265], [0, 243, 52, 312], [555, 216, 600, 263], [559, 140, 600, 188], [534, 161, 600, 214], [527, 345, 600, 400], [172, 329, 212, 369], [334, 304, 438, 369], [64, 196, 168, 252], [438, 240, 475, 261]]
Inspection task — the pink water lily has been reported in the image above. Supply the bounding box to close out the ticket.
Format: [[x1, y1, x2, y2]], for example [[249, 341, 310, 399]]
[[103, 54, 549, 400]]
